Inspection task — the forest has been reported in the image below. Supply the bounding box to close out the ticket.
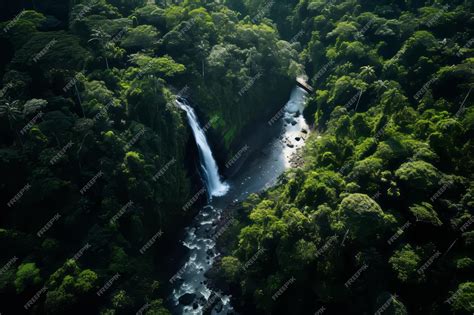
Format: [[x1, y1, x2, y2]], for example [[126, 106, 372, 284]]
[[0, 0, 473, 315]]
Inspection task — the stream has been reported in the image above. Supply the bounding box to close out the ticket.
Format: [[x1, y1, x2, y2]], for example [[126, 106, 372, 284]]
[[170, 86, 308, 314]]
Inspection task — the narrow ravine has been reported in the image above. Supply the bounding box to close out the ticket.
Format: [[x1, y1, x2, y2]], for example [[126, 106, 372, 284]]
[[170, 87, 308, 314]]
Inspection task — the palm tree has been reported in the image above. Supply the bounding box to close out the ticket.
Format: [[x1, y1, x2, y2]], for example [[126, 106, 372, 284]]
[[360, 65, 376, 82], [374, 79, 390, 97], [0, 98, 23, 146], [89, 28, 112, 70]]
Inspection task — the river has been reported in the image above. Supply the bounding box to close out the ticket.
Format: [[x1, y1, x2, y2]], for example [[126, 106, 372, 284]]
[[170, 86, 308, 314]]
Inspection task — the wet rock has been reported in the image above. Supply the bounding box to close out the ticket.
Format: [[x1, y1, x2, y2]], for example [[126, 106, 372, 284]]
[[294, 111, 300, 117], [287, 143, 294, 148], [295, 137, 301, 141], [206, 249, 214, 256], [291, 120, 297, 126], [214, 300, 223, 312], [179, 293, 196, 306], [193, 302, 198, 309], [302, 128, 308, 134], [203, 293, 223, 315], [284, 117, 292, 124]]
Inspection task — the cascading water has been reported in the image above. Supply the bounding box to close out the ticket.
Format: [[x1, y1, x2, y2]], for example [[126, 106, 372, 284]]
[[176, 98, 229, 198], [169, 87, 308, 315]]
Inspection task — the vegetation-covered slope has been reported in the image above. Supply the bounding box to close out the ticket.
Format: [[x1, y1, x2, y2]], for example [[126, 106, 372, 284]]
[[215, 0, 474, 314], [0, 1, 297, 314]]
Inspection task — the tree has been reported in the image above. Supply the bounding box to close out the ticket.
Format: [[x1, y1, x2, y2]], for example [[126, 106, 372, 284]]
[[408, 202, 442, 226], [121, 25, 159, 51], [360, 65, 376, 82], [221, 256, 242, 283], [330, 193, 396, 244], [89, 28, 113, 69], [14, 262, 42, 292], [45, 260, 98, 314], [389, 244, 423, 283], [0, 98, 23, 146], [395, 161, 441, 194], [23, 98, 47, 116], [449, 282, 474, 313], [129, 54, 185, 78]]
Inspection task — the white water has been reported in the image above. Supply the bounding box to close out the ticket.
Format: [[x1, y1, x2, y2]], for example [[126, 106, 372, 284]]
[[169, 87, 308, 315], [177, 99, 229, 198]]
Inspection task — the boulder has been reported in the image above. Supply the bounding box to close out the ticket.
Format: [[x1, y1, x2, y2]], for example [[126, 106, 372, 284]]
[[179, 293, 196, 305]]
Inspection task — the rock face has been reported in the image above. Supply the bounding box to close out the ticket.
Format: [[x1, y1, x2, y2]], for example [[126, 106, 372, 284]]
[[179, 293, 196, 305]]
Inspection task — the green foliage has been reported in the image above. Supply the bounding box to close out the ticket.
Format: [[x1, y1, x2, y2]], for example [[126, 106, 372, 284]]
[[408, 202, 442, 226], [121, 25, 159, 50], [449, 282, 474, 313], [389, 244, 422, 283], [221, 256, 242, 282], [14, 263, 42, 293], [45, 260, 98, 314], [331, 193, 395, 244], [395, 161, 441, 192], [215, 1, 474, 314], [130, 54, 185, 78], [0, 0, 472, 314]]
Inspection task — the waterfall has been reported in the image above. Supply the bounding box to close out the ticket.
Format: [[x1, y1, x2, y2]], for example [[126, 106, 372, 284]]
[[176, 98, 229, 198]]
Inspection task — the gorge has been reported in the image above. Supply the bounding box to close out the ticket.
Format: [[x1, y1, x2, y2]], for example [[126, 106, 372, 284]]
[[170, 87, 308, 314]]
